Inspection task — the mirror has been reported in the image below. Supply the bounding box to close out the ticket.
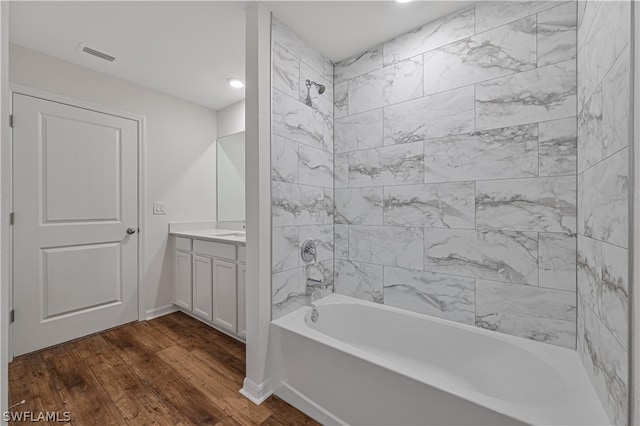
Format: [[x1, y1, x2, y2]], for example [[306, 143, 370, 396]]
[[216, 131, 245, 221]]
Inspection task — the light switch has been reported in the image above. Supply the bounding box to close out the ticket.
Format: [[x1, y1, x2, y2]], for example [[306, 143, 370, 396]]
[[153, 202, 167, 215]]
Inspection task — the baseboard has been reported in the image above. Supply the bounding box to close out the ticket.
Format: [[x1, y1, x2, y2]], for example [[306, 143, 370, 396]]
[[145, 304, 178, 320], [275, 382, 345, 425], [240, 377, 273, 405]]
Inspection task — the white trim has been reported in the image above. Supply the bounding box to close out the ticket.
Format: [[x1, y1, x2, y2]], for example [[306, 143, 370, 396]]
[[240, 377, 273, 405], [145, 304, 178, 320], [8, 85, 147, 359], [1, 1, 10, 419], [632, 2, 639, 424]]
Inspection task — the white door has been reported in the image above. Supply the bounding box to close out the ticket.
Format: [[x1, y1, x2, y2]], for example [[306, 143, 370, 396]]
[[192, 254, 213, 321], [212, 259, 237, 333], [12, 93, 139, 356]]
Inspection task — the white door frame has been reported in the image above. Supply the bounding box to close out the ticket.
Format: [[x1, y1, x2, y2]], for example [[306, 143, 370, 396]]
[[7, 84, 147, 361]]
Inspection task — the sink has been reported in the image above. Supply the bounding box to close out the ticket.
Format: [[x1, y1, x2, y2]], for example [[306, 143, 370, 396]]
[[211, 232, 245, 238]]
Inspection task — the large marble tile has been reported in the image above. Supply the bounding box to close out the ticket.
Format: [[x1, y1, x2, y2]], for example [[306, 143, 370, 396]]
[[383, 182, 475, 229], [335, 46, 383, 83], [334, 109, 384, 153], [299, 224, 334, 264], [323, 57, 334, 84], [383, 266, 475, 325], [272, 17, 324, 75], [305, 260, 334, 297], [577, 297, 628, 426], [349, 225, 423, 270], [600, 242, 629, 350], [334, 260, 383, 303], [577, 0, 601, 46], [298, 144, 333, 188], [538, 232, 576, 292], [476, 176, 577, 233], [577, 1, 630, 109], [273, 42, 300, 99], [384, 86, 474, 145], [475, 1, 559, 34], [334, 153, 349, 189], [272, 89, 328, 152], [348, 57, 423, 115], [577, 86, 603, 173], [476, 279, 576, 349], [299, 61, 333, 118], [348, 142, 424, 187], [323, 188, 334, 225], [334, 224, 349, 260], [272, 267, 306, 319], [383, 7, 474, 66], [537, 2, 577, 67], [577, 234, 602, 314], [334, 81, 349, 119], [425, 229, 538, 286], [272, 181, 325, 226], [335, 187, 383, 225], [602, 45, 630, 159], [424, 124, 538, 182], [579, 148, 629, 248], [538, 117, 577, 177], [272, 226, 299, 273], [271, 135, 298, 183], [423, 16, 536, 95], [476, 60, 576, 130]]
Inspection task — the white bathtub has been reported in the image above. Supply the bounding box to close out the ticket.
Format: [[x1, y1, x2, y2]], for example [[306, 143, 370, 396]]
[[270, 294, 610, 425]]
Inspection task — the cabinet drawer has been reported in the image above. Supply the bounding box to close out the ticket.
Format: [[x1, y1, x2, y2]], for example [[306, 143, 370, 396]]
[[175, 237, 192, 252], [238, 245, 246, 263], [193, 239, 236, 260]]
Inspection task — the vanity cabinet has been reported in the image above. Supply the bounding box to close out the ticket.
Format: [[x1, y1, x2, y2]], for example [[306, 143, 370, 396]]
[[173, 236, 245, 341]]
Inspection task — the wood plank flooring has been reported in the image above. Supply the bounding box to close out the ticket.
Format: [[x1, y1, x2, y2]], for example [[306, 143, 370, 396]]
[[9, 312, 320, 426]]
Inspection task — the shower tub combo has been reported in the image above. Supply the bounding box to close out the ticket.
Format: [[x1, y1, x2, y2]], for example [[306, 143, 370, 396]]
[[270, 294, 609, 425]]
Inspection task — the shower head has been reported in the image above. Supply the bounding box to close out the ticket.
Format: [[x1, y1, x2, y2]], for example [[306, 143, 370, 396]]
[[306, 79, 325, 94], [305, 79, 326, 107]]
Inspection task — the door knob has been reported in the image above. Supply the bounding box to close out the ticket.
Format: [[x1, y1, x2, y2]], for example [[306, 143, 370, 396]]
[[126, 227, 137, 235]]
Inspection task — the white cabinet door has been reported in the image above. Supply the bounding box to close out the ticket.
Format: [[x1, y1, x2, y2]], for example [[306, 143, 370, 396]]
[[238, 264, 246, 339], [212, 259, 237, 333], [175, 251, 193, 310], [193, 255, 213, 321]]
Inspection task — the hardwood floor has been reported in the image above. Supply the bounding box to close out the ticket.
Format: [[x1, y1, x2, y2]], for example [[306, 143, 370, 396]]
[[9, 312, 320, 426]]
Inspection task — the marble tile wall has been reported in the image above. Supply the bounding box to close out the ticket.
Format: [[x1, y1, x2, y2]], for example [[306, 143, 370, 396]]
[[332, 1, 579, 349], [576, 1, 631, 424], [271, 17, 335, 319]]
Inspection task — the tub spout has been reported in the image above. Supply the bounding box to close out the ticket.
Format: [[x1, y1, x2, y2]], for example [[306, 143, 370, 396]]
[[306, 278, 331, 303]]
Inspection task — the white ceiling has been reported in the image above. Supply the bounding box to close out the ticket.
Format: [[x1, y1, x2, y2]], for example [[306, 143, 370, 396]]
[[9, 1, 473, 111], [265, 1, 474, 62]]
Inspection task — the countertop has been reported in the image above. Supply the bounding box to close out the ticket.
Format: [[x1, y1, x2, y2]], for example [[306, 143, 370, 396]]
[[170, 228, 246, 245]]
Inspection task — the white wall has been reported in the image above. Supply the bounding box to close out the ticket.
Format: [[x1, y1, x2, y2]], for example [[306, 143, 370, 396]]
[[217, 99, 245, 138], [9, 44, 218, 316]]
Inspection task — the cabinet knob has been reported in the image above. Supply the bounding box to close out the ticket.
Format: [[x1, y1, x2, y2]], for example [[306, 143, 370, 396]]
[[126, 227, 137, 235]]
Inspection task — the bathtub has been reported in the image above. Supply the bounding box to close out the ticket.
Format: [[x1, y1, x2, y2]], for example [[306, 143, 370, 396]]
[[270, 294, 610, 425]]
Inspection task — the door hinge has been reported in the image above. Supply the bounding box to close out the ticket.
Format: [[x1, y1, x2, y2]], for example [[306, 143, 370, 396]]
[[9, 212, 14, 226], [9, 114, 13, 128], [10, 309, 14, 323]]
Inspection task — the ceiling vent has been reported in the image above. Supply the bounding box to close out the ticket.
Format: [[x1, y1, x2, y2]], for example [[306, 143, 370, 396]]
[[79, 44, 116, 62]]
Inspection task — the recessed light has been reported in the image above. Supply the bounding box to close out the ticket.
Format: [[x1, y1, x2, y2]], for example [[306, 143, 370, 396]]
[[396, 0, 413, 3], [227, 78, 244, 89]]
